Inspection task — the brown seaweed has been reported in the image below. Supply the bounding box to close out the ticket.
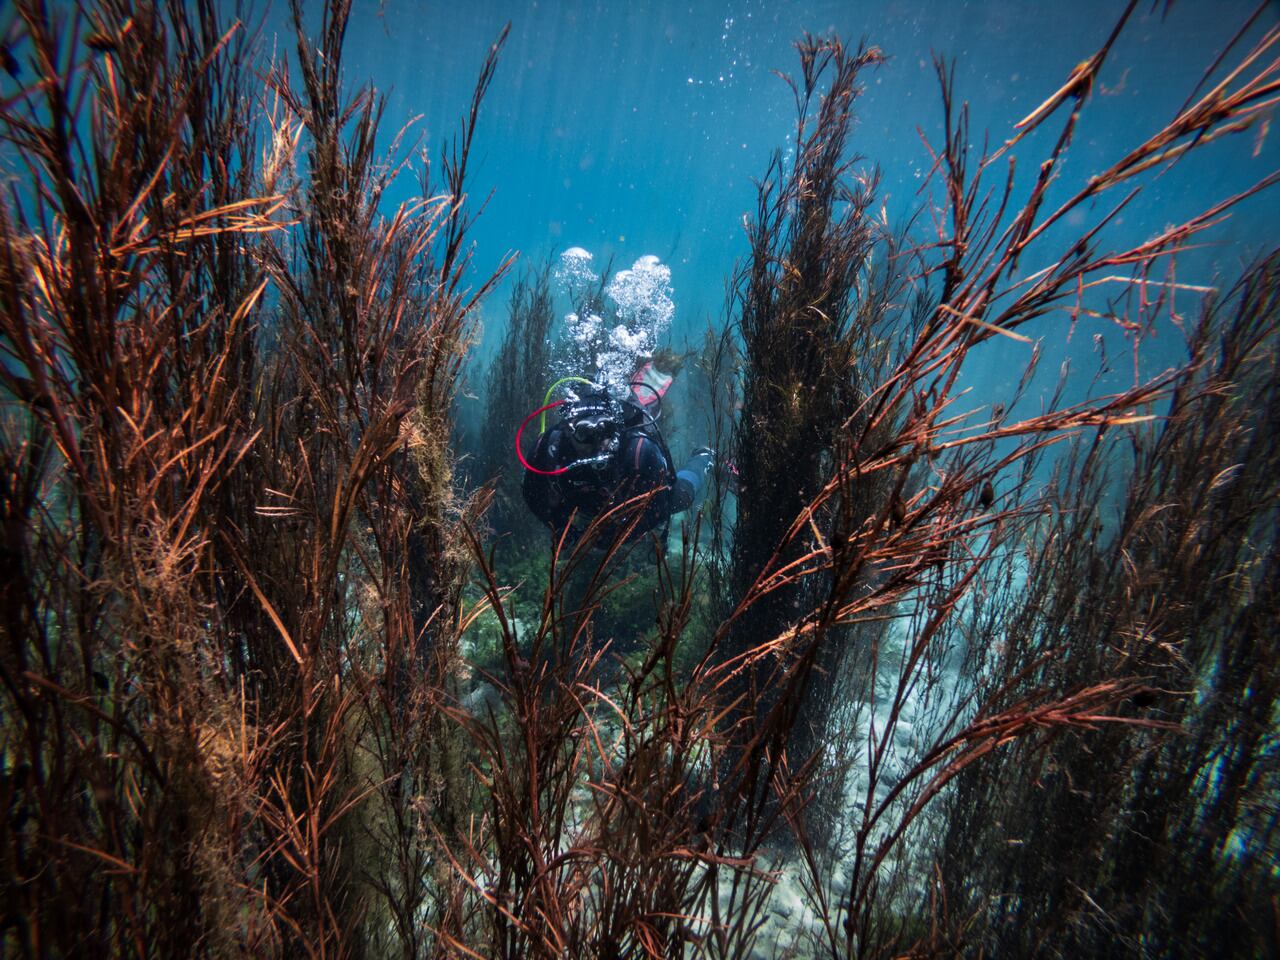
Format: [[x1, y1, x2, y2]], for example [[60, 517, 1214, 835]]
[[1, 1, 1277, 957]]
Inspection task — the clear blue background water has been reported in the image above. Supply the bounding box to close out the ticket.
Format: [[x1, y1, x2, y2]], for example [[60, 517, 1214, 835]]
[[312, 0, 1278, 399]]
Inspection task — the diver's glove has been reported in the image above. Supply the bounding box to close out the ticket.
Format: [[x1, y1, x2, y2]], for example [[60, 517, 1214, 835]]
[[698, 448, 740, 494], [689, 447, 715, 478], [688, 448, 739, 492]]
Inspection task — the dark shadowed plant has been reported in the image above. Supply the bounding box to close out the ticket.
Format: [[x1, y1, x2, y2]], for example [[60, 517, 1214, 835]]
[[718, 38, 909, 786], [0, 0, 287, 952], [691, 4, 1280, 957], [437, 9, 1279, 957], [473, 259, 556, 546], [2, 1, 1278, 958], [0, 0, 506, 954], [930, 252, 1280, 959]]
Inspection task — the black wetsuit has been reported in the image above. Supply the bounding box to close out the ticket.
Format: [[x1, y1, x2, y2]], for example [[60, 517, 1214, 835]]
[[522, 420, 710, 543]]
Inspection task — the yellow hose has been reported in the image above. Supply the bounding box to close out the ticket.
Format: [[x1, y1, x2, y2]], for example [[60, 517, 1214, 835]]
[[540, 376, 595, 432]]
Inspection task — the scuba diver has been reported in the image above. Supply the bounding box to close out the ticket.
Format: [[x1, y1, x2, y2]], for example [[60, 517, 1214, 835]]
[[518, 366, 715, 546]]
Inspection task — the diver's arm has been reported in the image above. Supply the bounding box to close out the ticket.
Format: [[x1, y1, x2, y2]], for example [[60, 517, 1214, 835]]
[[627, 435, 691, 533], [671, 448, 714, 513]]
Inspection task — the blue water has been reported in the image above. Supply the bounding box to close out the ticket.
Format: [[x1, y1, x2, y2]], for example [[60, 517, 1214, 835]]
[[321, 1, 1277, 394]]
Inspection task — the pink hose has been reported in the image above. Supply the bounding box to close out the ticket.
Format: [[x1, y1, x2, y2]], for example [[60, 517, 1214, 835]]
[[516, 400, 569, 475]]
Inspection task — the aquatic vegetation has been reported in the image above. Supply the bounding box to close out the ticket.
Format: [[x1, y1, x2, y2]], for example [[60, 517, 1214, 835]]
[[474, 259, 556, 542], [715, 37, 904, 794], [0, 0, 506, 952], [932, 253, 1280, 957], [1, 1, 1277, 958]]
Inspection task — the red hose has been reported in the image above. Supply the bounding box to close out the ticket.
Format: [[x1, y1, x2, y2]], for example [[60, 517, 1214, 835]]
[[516, 399, 569, 475]]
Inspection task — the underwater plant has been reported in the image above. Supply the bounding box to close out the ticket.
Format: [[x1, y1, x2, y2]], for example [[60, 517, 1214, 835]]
[[932, 252, 1280, 958], [715, 36, 906, 801], [0, 1, 1276, 958], [0, 0, 506, 953], [474, 259, 556, 543], [691, 5, 1280, 956]]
